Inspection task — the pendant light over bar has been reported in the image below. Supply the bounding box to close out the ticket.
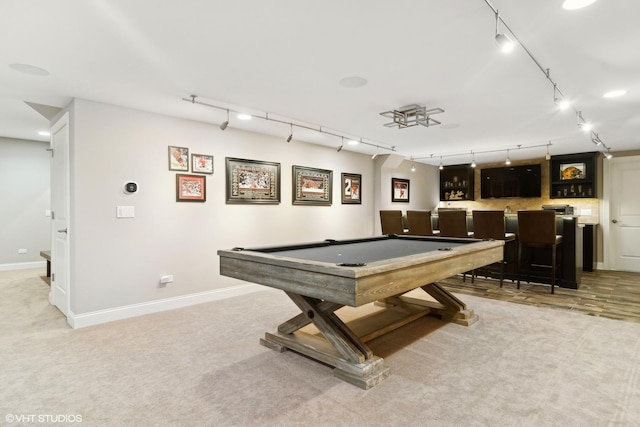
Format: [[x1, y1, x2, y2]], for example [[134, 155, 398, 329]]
[[184, 95, 395, 154]]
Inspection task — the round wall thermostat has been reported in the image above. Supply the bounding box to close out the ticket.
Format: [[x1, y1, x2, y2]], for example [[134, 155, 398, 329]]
[[123, 181, 138, 194]]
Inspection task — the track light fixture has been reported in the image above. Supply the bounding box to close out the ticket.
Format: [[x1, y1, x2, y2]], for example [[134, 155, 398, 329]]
[[495, 11, 515, 54], [505, 149, 511, 165], [470, 151, 476, 168], [286, 123, 293, 143], [604, 150, 613, 159], [553, 84, 570, 110], [337, 137, 344, 152], [220, 109, 229, 130], [439, 156, 444, 170], [577, 111, 592, 131], [545, 142, 551, 160], [591, 131, 603, 146]]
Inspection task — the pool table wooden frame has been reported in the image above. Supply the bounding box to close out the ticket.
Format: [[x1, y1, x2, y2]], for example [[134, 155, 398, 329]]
[[218, 235, 503, 389]]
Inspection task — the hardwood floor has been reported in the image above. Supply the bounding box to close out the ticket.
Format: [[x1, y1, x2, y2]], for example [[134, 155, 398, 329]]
[[439, 269, 640, 324]]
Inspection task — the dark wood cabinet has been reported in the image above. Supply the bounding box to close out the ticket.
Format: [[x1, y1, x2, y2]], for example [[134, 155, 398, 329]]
[[550, 152, 598, 199], [440, 165, 475, 201]]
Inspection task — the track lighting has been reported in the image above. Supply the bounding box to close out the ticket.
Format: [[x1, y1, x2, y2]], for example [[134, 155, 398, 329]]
[[545, 142, 551, 160], [286, 123, 293, 143], [554, 85, 570, 110], [480, 2, 613, 154], [591, 131, 603, 146], [411, 164, 416, 172], [439, 156, 444, 170], [220, 109, 229, 130], [371, 152, 378, 160], [604, 150, 613, 159], [577, 111, 592, 131], [495, 11, 515, 54], [184, 96, 394, 155], [505, 149, 511, 165], [470, 151, 476, 168]]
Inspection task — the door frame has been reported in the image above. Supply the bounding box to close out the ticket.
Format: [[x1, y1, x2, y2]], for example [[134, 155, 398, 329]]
[[49, 112, 72, 322]]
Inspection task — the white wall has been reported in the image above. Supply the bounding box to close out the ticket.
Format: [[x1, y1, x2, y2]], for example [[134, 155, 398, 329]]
[[0, 137, 50, 269], [68, 99, 378, 314], [373, 154, 440, 234]]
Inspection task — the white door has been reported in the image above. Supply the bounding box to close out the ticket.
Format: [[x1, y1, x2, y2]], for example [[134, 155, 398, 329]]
[[606, 155, 640, 272], [49, 112, 71, 317]]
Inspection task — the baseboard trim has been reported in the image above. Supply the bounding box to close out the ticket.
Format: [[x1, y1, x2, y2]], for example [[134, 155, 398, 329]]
[[68, 283, 265, 328], [0, 261, 46, 272]]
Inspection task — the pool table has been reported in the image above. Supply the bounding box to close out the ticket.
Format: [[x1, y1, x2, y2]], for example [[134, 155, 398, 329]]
[[218, 235, 503, 389]]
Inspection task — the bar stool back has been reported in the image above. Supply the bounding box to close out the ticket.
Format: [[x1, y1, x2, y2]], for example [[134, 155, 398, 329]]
[[517, 210, 563, 294], [406, 210, 434, 236], [379, 210, 404, 235], [438, 210, 471, 238], [438, 209, 473, 282], [472, 210, 516, 287]]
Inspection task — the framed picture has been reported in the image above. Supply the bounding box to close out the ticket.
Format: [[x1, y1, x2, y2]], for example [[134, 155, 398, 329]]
[[225, 157, 281, 204], [176, 174, 206, 202], [341, 173, 362, 204], [293, 165, 333, 205], [560, 162, 586, 180], [392, 177, 410, 202], [192, 153, 214, 174], [169, 146, 189, 171]]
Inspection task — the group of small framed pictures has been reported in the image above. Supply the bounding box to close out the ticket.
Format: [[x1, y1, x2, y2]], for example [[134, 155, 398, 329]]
[[169, 146, 212, 202], [169, 147, 409, 205], [169, 146, 362, 205]]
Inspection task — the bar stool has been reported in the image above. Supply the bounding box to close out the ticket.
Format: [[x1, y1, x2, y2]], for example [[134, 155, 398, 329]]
[[379, 210, 405, 235], [438, 210, 473, 238], [517, 210, 563, 294], [406, 210, 435, 236], [438, 209, 474, 282], [472, 210, 516, 287]]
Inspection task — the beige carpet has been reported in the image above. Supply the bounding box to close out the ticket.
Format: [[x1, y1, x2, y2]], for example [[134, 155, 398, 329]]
[[1, 268, 639, 426]]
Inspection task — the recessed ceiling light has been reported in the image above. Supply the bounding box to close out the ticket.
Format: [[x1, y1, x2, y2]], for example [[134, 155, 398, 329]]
[[562, 0, 597, 10], [603, 89, 627, 98], [236, 113, 252, 120], [339, 76, 368, 88], [9, 63, 50, 76]]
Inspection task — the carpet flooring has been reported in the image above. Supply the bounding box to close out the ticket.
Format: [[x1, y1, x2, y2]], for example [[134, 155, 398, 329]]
[[1, 268, 639, 426]]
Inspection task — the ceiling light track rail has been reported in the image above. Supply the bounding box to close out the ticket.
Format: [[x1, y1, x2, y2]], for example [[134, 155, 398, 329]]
[[183, 95, 396, 153], [413, 142, 551, 163], [481, 0, 613, 158]]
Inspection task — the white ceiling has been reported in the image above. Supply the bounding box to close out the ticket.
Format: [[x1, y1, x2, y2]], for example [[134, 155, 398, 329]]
[[2, 0, 639, 166]]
